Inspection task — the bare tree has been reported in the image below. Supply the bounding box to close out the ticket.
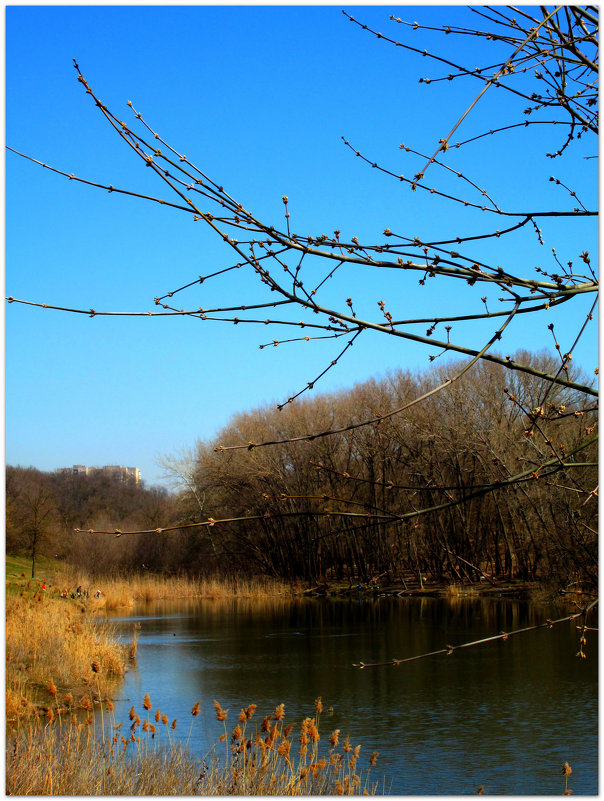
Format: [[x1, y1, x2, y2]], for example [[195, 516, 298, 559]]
[[6, 467, 60, 577]]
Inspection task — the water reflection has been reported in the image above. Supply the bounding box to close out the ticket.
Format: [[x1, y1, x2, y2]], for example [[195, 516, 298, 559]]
[[107, 596, 597, 795]]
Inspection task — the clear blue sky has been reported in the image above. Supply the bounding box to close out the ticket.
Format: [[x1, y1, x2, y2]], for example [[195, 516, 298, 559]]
[[6, 6, 598, 487]]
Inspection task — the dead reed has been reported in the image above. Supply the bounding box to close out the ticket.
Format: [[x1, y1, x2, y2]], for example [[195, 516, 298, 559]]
[[48, 572, 291, 610], [6, 594, 132, 719], [5, 695, 380, 795]]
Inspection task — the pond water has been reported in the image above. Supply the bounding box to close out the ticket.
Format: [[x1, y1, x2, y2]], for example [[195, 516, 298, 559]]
[[105, 595, 597, 795]]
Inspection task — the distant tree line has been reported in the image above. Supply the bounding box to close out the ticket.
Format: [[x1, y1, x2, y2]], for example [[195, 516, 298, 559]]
[[7, 349, 597, 590], [6, 467, 176, 576]]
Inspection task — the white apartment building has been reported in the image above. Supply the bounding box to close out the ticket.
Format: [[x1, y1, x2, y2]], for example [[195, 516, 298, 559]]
[[57, 465, 141, 483]]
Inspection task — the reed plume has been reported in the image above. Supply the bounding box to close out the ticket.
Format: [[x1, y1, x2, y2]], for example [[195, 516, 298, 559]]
[[213, 700, 227, 721]]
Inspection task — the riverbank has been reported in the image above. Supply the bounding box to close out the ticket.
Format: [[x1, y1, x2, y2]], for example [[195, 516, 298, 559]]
[[6, 554, 292, 611], [6, 588, 135, 722], [5, 556, 294, 720], [300, 578, 544, 599], [294, 576, 594, 609], [6, 552, 580, 611]]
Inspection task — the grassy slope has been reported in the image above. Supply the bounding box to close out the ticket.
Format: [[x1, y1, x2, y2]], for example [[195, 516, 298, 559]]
[[6, 553, 67, 595]]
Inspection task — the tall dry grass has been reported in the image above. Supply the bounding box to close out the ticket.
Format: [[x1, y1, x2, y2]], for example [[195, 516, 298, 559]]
[[6, 593, 131, 721], [6, 696, 380, 795], [48, 571, 291, 611]]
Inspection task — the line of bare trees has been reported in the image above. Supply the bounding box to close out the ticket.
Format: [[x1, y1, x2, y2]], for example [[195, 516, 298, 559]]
[[172, 349, 596, 591]]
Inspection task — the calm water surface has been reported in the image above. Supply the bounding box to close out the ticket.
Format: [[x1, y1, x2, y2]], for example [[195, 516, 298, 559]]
[[106, 596, 597, 795]]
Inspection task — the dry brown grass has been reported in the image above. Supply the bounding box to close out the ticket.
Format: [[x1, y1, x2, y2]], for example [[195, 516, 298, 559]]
[[6, 696, 379, 795], [6, 723, 200, 795], [50, 572, 291, 610], [6, 594, 131, 719]]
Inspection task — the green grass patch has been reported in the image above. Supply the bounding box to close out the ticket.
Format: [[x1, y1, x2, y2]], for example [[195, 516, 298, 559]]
[[6, 553, 67, 596]]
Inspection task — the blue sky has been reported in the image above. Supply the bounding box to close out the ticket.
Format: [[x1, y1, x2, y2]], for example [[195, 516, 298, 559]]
[[6, 5, 598, 487]]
